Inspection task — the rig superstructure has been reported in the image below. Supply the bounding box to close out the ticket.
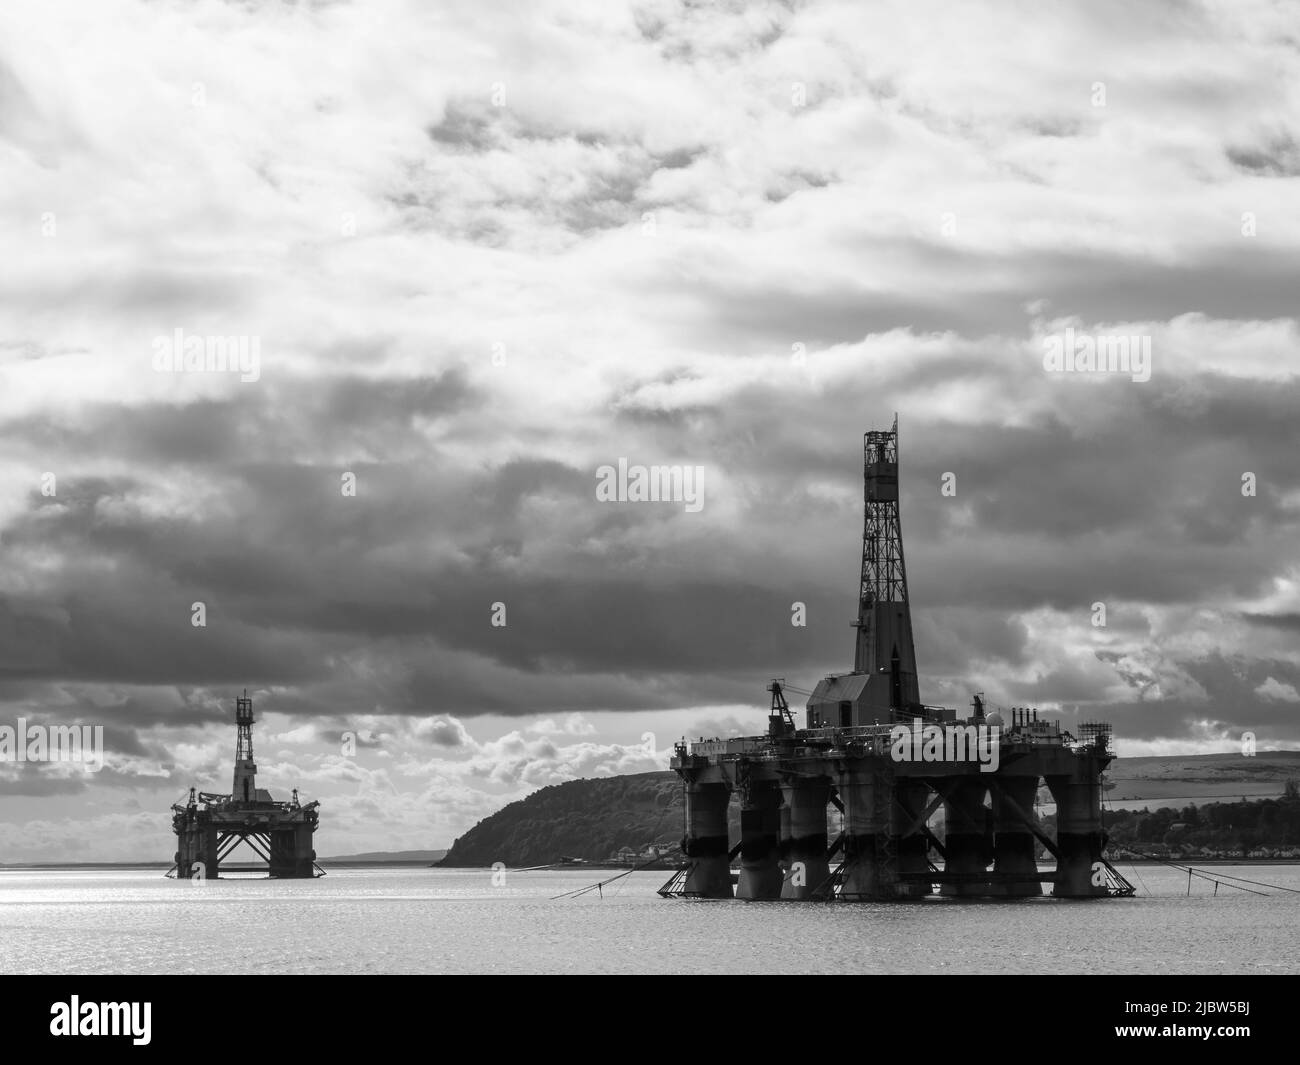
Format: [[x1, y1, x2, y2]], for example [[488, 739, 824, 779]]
[[661, 418, 1132, 901], [169, 692, 322, 879]]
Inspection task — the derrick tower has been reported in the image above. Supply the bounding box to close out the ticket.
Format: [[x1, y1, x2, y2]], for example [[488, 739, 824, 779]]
[[232, 691, 256, 803], [807, 415, 922, 728]]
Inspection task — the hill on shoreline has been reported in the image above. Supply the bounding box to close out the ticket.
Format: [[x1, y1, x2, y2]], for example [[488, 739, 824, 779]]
[[439, 772, 687, 867]]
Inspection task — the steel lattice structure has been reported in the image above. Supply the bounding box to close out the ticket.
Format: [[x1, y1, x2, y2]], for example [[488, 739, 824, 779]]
[[855, 415, 915, 675]]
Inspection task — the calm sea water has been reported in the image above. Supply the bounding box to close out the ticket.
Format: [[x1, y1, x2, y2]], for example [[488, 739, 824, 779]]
[[1, 864, 1297, 975]]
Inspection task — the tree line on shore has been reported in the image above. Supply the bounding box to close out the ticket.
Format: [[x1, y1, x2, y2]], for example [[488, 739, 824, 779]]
[[1096, 781, 1300, 858]]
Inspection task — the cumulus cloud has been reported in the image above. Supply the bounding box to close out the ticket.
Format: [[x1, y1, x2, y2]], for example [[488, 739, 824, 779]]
[[1256, 677, 1300, 703]]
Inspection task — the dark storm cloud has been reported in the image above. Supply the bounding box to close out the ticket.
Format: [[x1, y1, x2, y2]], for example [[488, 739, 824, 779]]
[[913, 609, 1033, 673], [908, 380, 1299, 555], [1242, 613, 1300, 632], [1226, 132, 1300, 176], [0, 682, 228, 729], [1071, 655, 1300, 743], [0, 369, 478, 464], [17, 345, 1300, 723], [667, 242, 1300, 348], [3, 327, 1297, 762]]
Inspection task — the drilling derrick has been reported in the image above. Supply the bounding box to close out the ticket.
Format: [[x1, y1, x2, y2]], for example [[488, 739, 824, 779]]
[[807, 415, 922, 728], [169, 691, 322, 879], [232, 692, 256, 803]]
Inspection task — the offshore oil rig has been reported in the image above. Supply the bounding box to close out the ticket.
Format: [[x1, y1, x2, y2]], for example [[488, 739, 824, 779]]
[[168, 692, 322, 879], [662, 418, 1133, 901]]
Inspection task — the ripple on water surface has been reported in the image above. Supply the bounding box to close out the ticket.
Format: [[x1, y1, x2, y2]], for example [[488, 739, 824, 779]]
[[0, 865, 1297, 974]]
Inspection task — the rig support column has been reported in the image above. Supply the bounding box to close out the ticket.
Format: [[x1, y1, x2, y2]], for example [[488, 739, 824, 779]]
[[176, 823, 219, 880], [835, 761, 896, 900], [779, 776, 830, 899], [893, 782, 932, 898], [175, 835, 194, 879], [205, 825, 220, 879], [174, 833, 192, 879], [939, 779, 990, 897], [991, 777, 1042, 897], [1047, 770, 1107, 897], [736, 775, 783, 900], [681, 779, 733, 898], [269, 824, 316, 878]]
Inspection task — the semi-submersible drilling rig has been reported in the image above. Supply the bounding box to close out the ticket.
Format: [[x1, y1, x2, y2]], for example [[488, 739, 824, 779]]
[[169, 692, 321, 879], [662, 418, 1133, 901]]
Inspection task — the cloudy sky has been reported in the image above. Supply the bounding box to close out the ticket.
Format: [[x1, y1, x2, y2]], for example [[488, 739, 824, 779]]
[[1, 0, 1298, 861]]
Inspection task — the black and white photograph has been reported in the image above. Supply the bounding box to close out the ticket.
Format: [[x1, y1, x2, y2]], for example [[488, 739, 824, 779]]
[[0, 0, 1297, 1039]]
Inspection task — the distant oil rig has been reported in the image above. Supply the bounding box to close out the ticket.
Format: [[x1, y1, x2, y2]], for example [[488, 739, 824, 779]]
[[168, 692, 322, 879], [662, 418, 1134, 901]]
